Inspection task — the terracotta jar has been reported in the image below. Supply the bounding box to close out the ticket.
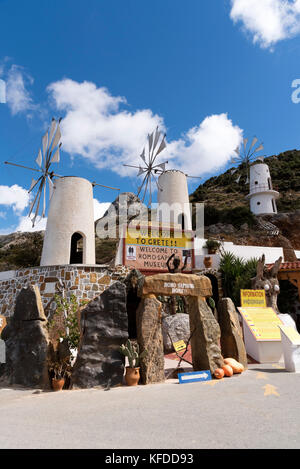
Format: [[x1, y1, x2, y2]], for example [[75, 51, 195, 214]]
[[52, 378, 65, 391], [204, 256, 213, 268], [125, 367, 140, 386]]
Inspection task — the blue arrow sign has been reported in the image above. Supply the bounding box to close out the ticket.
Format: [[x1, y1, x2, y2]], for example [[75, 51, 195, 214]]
[[178, 370, 212, 384]]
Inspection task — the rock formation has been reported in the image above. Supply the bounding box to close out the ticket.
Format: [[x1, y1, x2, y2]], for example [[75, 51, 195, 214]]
[[188, 297, 224, 374], [136, 296, 165, 384], [1, 285, 50, 388], [217, 298, 248, 368], [71, 282, 128, 389]]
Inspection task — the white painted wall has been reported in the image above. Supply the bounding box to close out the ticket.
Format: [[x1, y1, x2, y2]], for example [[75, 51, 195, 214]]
[[41, 177, 96, 266], [295, 251, 300, 260], [194, 238, 284, 270], [157, 170, 192, 231], [0, 270, 16, 281]]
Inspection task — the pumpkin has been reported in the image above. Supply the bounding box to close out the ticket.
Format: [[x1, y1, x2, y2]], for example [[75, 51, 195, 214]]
[[222, 364, 234, 377], [224, 358, 244, 374], [214, 368, 225, 379]]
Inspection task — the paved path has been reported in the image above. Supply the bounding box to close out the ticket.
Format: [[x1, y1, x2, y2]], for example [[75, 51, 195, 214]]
[[0, 363, 299, 449]]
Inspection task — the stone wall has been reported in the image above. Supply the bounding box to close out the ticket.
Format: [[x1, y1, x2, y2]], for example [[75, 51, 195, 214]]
[[0, 264, 131, 318]]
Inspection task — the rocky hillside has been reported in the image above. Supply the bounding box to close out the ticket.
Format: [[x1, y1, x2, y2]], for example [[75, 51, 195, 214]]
[[190, 149, 300, 213], [191, 149, 300, 252]]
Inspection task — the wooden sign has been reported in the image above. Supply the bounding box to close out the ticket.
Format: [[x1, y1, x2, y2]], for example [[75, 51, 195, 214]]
[[238, 307, 282, 341], [241, 290, 266, 308]]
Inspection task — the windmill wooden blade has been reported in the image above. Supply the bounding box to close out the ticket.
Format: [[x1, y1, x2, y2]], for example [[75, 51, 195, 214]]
[[48, 176, 54, 200], [36, 149, 42, 168], [153, 127, 161, 152], [148, 131, 154, 151], [48, 118, 57, 146], [253, 143, 264, 154], [29, 177, 39, 193], [42, 183, 46, 218], [140, 148, 146, 162], [49, 124, 61, 154], [51, 143, 61, 163], [249, 136, 258, 151], [42, 131, 48, 160], [154, 135, 166, 158]]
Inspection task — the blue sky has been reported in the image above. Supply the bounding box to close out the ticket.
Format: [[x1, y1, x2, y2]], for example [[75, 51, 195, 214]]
[[1, 0, 300, 234]]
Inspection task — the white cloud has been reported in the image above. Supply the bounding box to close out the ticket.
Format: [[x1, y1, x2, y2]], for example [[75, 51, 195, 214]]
[[47, 79, 164, 175], [165, 114, 243, 177], [230, 0, 300, 49], [47, 78, 243, 179], [93, 199, 111, 221], [15, 215, 47, 233], [5, 64, 36, 115], [0, 184, 30, 213]]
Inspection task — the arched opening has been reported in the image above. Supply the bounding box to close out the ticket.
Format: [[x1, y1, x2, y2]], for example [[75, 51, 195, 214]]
[[70, 232, 84, 264], [178, 213, 185, 231]]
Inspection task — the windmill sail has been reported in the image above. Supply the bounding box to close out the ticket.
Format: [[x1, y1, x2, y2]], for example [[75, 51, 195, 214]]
[[123, 127, 168, 206], [29, 118, 62, 225], [230, 135, 264, 188]]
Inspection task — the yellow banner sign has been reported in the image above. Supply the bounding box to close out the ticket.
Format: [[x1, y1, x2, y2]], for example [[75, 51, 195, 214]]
[[173, 340, 187, 352], [238, 307, 282, 341], [124, 225, 194, 272], [241, 290, 266, 308]]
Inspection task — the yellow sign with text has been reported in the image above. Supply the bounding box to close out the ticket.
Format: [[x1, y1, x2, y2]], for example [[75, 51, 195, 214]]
[[173, 340, 187, 352], [124, 225, 194, 272], [238, 307, 282, 341], [241, 289, 266, 308]]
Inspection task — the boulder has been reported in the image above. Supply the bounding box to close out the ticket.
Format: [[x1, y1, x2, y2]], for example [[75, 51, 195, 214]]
[[1, 286, 50, 389], [71, 282, 128, 389], [162, 313, 190, 354], [188, 297, 224, 374], [136, 296, 165, 384], [217, 298, 248, 369]]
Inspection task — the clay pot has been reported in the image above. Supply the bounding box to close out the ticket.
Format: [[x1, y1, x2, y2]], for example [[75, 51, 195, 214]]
[[125, 367, 140, 386], [204, 256, 213, 268], [52, 378, 65, 391]]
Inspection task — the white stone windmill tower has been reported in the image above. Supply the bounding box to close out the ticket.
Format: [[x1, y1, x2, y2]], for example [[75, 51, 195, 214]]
[[230, 136, 279, 216], [246, 162, 279, 215], [123, 127, 198, 231], [5, 118, 119, 266]]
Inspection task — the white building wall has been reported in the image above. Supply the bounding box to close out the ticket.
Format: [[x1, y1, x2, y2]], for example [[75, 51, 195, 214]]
[[194, 238, 284, 270], [41, 177, 96, 266], [157, 170, 192, 231]]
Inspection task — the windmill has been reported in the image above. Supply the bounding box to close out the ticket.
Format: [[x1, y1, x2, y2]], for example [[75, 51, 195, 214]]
[[123, 127, 168, 206], [4, 117, 120, 227], [123, 127, 201, 207], [230, 136, 264, 185]]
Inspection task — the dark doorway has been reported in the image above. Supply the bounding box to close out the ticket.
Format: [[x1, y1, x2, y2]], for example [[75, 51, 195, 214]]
[[70, 232, 84, 264], [126, 287, 141, 339]]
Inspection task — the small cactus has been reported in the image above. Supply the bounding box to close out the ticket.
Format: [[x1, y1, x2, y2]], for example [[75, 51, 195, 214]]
[[119, 339, 147, 368]]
